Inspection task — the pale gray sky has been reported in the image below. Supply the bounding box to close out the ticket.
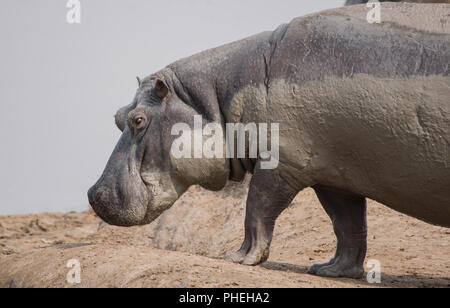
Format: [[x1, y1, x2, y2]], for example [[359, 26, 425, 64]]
[[0, 0, 343, 215]]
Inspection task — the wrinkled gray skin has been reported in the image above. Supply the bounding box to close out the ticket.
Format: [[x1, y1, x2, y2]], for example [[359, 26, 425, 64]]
[[89, 3, 450, 279]]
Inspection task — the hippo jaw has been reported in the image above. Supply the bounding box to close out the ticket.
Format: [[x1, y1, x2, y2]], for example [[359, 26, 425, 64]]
[[88, 170, 180, 227], [88, 185, 148, 227], [88, 157, 181, 227], [139, 171, 181, 224]]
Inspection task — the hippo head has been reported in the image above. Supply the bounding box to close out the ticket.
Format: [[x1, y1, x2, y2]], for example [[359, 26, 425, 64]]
[[88, 75, 229, 226]]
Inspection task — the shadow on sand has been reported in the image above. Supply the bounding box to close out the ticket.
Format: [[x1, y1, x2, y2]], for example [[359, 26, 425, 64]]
[[260, 261, 450, 288]]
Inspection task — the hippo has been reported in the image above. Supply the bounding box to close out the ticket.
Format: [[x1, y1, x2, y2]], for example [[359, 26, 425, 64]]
[[88, 3, 450, 279]]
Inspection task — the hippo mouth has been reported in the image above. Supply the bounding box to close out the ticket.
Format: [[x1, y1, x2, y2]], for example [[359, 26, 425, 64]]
[[88, 160, 152, 227], [90, 168, 178, 227], [88, 190, 148, 227]]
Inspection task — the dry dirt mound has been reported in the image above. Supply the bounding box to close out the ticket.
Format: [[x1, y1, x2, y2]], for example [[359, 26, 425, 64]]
[[0, 180, 449, 288], [0, 244, 364, 288]]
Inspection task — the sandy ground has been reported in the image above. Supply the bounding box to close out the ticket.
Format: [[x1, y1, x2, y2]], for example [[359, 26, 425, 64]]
[[0, 179, 449, 288]]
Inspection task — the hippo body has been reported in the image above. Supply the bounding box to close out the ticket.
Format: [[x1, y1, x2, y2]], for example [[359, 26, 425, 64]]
[[89, 3, 450, 279]]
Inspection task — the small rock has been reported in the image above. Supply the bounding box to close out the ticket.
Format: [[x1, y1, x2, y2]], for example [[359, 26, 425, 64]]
[[20, 227, 30, 234], [29, 219, 48, 232], [173, 282, 187, 288], [2, 247, 19, 255]]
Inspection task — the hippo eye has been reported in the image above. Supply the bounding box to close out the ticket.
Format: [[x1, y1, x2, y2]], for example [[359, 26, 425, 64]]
[[128, 113, 147, 133], [131, 115, 147, 132], [135, 117, 144, 126]]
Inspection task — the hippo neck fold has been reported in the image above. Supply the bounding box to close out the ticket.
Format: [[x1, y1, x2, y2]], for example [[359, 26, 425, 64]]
[[157, 26, 289, 180], [164, 24, 289, 125]]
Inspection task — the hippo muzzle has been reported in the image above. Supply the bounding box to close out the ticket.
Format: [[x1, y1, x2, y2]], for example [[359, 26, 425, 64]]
[[88, 128, 151, 226], [88, 177, 149, 227]]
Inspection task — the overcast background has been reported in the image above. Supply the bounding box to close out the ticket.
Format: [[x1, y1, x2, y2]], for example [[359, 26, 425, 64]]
[[0, 0, 343, 215]]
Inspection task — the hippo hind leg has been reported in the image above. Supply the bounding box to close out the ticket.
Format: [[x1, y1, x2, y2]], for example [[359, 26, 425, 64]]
[[225, 164, 299, 266], [308, 185, 367, 279]]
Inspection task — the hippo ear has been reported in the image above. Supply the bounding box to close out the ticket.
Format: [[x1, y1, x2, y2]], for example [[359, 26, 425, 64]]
[[155, 79, 169, 100]]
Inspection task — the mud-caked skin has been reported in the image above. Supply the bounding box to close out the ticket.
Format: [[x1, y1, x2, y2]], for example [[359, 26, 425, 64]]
[[88, 3, 450, 279]]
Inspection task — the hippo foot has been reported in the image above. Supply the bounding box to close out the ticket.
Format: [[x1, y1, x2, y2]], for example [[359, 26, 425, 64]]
[[307, 258, 335, 274], [225, 244, 269, 266], [242, 247, 269, 265], [308, 259, 364, 279], [225, 249, 246, 264]]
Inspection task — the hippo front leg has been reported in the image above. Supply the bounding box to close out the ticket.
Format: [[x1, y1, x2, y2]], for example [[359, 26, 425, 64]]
[[308, 185, 367, 279], [226, 164, 299, 266]]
